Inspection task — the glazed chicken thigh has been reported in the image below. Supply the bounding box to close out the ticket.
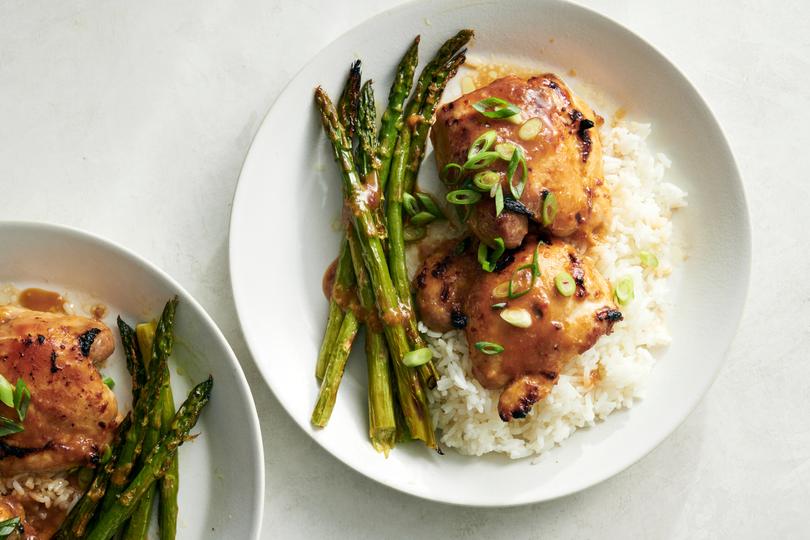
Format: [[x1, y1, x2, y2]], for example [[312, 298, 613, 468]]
[[431, 74, 610, 248], [414, 239, 621, 421], [0, 305, 119, 474]]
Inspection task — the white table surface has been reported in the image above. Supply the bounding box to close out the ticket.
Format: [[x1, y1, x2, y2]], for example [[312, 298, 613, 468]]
[[1, 0, 806, 538]]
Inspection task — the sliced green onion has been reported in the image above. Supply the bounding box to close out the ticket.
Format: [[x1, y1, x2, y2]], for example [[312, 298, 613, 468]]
[[494, 184, 504, 217], [492, 281, 510, 299], [639, 250, 659, 268], [100, 444, 113, 464], [614, 276, 635, 305], [467, 130, 497, 159], [0, 517, 21, 537], [0, 416, 23, 437], [403, 192, 420, 217], [463, 151, 501, 170], [507, 146, 528, 199], [12, 379, 30, 422], [415, 192, 443, 218], [0, 376, 13, 409], [403, 225, 427, 242], [518, 117, 543, 140], [441, 162, 463, 185], [472, 97, 521, 119], [500, 307, 532, 328], [508, 265, 536, 298], [491, 302, 507, 310], [447, 189, 482, 205], [554, 271, 576, 296], [542, 191, 558, 227], [495, 142, 516, 160], [473, 170, 500, 192], [103, 376, 116, 390], [478, 237, 505, 273], [403, 347, 433, 367], [475, 341, 504, 355]]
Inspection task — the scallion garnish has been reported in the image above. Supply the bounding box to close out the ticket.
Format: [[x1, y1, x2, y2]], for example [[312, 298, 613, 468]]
[[403, 192, 419, 217], [518, 117, 542, 140], [542, 191, 558, 227], [492, 281, 510, 299], [12, 379, 30, 422], [554, 271, 576, 297], [495, 184, 504, 217], [415, 192, 443, 218], [0, 516, 21, 537], [103, 376, 116, 390], [0, 375, 13, 409], [508, 246, 540, 298], [472, 97, 521, 119], [99, 444, 113, 464], [0, 416, 23, 437], [467, 130, 497, 159], [495, 142, 516, 160], [473, 170, 500, 192], [614, 276, 635, 305], [491, 302, 507, 310], [402, 347, 433, 367], [446, 189, 482, 205], [478, 238, 505, 273], [507, 145, 528, 199], [475, 341, 504, 355], [463, 151, 501, 170], [441, 162, 464, 185], [639, 250, 659, 268], [403, 225, 427, 242], [499, 307, 532, 328]]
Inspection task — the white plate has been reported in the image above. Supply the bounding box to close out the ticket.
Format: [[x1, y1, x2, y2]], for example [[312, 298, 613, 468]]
[[0, 222, 264, 537], [229, 0, 749, 506]]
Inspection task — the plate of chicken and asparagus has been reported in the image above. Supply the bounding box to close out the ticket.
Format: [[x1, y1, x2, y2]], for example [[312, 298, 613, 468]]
[[230, 0, 749, 505], [0, 223, 263, 538]]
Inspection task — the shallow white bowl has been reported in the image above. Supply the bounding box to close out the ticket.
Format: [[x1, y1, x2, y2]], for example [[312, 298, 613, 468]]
[[229, 0, 749, 506], [0, 221, 264, 537]]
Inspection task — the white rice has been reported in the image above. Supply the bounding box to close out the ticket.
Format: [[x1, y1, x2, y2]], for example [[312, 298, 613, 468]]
[[424, 121, 687, 458], [0, 471, 79, 511]]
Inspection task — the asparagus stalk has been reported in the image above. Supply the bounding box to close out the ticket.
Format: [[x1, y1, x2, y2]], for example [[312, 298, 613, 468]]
[[315, 62, 364, 380], [315, 243, 355, 380], [377, 37, 420, 188], [85, 376, 213, 540], [123, 303, 177, 540], [99, 298, 177, 515], [54, 415, 132, 539], [352, 81, 397, 453], [315, 87, 435, 447], [311, 309, 359, 427], [385, 32, 472, 388], [117, 317, 145, 403], [157, 374, 178, 540]]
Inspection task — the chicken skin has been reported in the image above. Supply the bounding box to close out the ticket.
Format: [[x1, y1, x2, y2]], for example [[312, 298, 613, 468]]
[[431, 74, 610, 248], [414, 239, 621, 421], [0, 305, 119, 474]]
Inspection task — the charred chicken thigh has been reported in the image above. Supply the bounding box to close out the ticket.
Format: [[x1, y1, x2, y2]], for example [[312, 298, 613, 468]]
[[0, 305, 119, 474], [414, 239, 621, 421], [431, 74, 610, 248]]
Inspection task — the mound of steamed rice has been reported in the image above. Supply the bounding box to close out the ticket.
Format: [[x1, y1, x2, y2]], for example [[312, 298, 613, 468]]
[[0, 472, 79, 511], [424, 121, 687, 458]]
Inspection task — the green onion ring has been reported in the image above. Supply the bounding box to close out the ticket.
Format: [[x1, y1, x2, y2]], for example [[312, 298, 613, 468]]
[[463, 151, 501, 171], [507, 146, 528, 199], [639, 250, 659, 268], [446, 189, 482, 205], [403, 347, 433, 367], [403, 224, 427, 242], [494, 183, 504, 217], [614, 276, 635, 305], [410, 211, 436, 226], [415, 192, 443, 218], [554, 271, 576, 296], [467, 130, 498, 159], [475, 341, 505, 355], [472, 97, 521, 119], [477, 237, 505, 273], [441, 162, 463, 185], [473, 170, 500, 192], [542, 191, 558, 226], [402, 192, 419, 217]]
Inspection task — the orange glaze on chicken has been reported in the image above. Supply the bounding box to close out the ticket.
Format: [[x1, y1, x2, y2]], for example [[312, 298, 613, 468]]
[[431, 74, 610, 248], [0, 305, 119, 474]]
